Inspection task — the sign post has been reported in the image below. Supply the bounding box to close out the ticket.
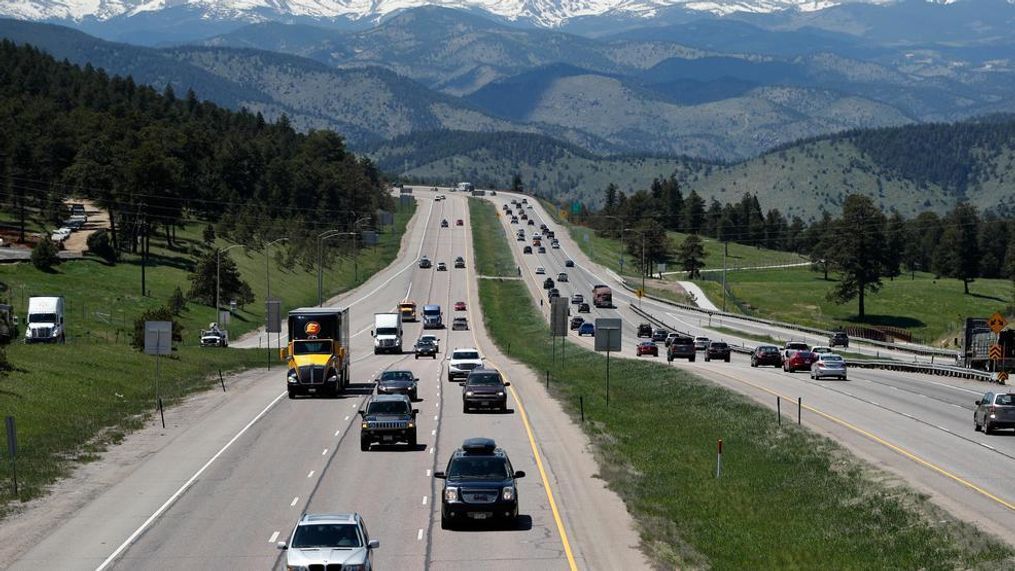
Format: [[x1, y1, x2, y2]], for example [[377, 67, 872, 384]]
[[550, 298, 569, 365], [267, 300, 282, 371], [594, 318, 622, 406], [145, 321, 172, 427], [5, 416, 16, 495]]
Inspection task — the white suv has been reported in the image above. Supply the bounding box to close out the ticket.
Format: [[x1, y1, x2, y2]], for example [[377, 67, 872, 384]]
[[448, 347, 483, 382], [278, 513, 379, 570]]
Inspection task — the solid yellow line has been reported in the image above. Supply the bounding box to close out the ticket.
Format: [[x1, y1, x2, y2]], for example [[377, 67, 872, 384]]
[[713, 369, 1015, 512], [463, 196, 579, 571]]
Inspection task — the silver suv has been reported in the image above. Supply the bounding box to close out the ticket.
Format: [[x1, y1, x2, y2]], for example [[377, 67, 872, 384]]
[[974, 392, 1015, 434], [278, 513, 379, 569]]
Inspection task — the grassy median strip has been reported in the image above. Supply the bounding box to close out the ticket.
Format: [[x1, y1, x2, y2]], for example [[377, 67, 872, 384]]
[[0, 202, 415, 518], [473, 199, 1011, 569]]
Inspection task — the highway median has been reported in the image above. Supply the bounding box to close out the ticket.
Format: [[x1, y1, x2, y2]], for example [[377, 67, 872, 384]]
[[470, 198, 1012, 569]]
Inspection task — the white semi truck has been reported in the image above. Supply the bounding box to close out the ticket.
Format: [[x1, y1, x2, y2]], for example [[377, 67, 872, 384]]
[[372, 312, 403, 354], [25, 296, 65, 343]]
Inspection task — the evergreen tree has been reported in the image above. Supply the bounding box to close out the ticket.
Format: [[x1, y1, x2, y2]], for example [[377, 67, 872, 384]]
[[935, 203, 981, 294], [677, 234, 707, 278], [31, 236, 61, 271], [683, 190, 706, 234], [826, 194, 887, 319], [188, 250, 255, 308], [884, 211, 907, 280]]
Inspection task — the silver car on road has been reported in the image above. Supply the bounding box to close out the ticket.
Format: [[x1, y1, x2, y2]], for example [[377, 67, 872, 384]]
[[810, 354, 847, 380], [279, 513, 379, 570]]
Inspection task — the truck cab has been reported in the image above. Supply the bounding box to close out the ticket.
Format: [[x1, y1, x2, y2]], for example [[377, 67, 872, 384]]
[[25, 296, 65, 344], [423, 304, 444, 329], [372, 313, 403, 354], [282, 308, 350, 398], [399, 301, 418, 322]]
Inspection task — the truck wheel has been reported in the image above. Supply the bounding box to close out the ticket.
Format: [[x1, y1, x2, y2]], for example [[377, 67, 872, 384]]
[[360, 437, 370, 451], [432, 354, 437, 360], [463, 403, 469, 414]]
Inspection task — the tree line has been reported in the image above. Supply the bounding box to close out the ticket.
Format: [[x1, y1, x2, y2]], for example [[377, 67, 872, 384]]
[[0, 40, 392, 272], [576, 177, 1015, 318]]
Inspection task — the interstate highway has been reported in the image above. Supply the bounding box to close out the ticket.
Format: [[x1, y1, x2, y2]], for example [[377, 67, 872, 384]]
[[5, 190, 646, 570], [491, 192, 1015, 544]]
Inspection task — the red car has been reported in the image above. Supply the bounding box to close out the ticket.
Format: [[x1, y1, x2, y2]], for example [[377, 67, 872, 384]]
[[636, 341, 659, 357], [454, 301, 467, 311], [783, 350, 818, 372], [456, 219, 464, 226]]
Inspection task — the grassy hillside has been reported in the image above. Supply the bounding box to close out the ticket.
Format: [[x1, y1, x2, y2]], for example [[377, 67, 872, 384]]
[[0, 203, 415, 517]]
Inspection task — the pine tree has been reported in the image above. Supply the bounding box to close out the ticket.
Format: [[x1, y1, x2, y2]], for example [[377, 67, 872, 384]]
[[826, 194, 887, 319], [935, 203, 981, 294], [678, 234, 707, 278]]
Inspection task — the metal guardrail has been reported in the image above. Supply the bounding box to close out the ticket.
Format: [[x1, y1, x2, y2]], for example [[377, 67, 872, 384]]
[[618, 280, 958, 359], [630, 304, 995, 383]]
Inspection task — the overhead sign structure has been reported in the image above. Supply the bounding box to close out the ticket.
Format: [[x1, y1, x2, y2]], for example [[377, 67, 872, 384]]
[[989, 312, 1008, 334], [144, 321, 172, 356], [989, 344, 1003, 361], [594, 318, 622, 352], [550, 298, 569, 337]]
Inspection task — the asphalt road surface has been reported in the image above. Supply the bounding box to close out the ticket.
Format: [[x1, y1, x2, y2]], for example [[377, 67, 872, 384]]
[[7, 191, 647, 570], [492, 192, 1015, 545]]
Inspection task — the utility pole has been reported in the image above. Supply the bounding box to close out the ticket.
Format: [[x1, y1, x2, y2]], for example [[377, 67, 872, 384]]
[[721, 241, 727, 313], [139, 205, 147, 297], [216, 244, 242, 318], [265, 237, 288, 304], [317, 229, 344, 306]]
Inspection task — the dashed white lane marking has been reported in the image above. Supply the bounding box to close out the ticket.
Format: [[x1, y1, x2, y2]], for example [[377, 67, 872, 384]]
[[322, 448, 329, 456], [335, 429, 341, 436], [307, 470, 315, 479], [433, 415, 438, 421], [269, 531, 280, 544], [432, 429, 437, 435], [344, 416, 350, 421], [290, 497, 299, 507], [422, 496, 428, 505], [426, 469, 431, 477], [429, 447, 435, 455], [936, 425, 951, 432], [417, 529, 424, 541], [951, 404, 963, 408], [980, 442, 996, 450]]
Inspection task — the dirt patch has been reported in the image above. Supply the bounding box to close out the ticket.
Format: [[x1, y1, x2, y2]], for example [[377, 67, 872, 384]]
[[61, 200, 110, 254]]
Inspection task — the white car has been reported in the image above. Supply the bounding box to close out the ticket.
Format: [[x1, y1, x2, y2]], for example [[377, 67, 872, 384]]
[[50, 227, 72, 242], [535, 267, 545, 275], [448, 347, 484, 382], [279, 513, 379, 570], [811, 345, 834, 355], [693, 336, 710, 351]]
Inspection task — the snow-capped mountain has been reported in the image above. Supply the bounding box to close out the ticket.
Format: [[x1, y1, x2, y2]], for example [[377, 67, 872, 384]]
[[0, 0, 909, 28]]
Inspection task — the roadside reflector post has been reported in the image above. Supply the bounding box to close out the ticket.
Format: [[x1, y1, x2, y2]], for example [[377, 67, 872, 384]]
[[5, 416, 17, 496], [546, 370, 549, 390], [158, 398, 166, 429], [716, 439, 723, 479], [219, 369, 226, 392], [579, 396, 585, 423], [797, 397, 802, 425], [777, 397, 781, 425]]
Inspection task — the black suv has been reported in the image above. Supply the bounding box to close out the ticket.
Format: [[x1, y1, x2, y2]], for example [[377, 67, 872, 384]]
[[434, 438, 526, 529], [829, 331, 850, 348], [462, 368, 510, 412], [543, 277, 554, 290], [415, 339, 437, 359], [704, 342, 731, 363], [637, 323, 652, 338], [359, 395, 419, 450], [418, 257, 432, 269], [454, 256, 466, 269], [667, 336, 696, 362], [375, 369, 419, 401]]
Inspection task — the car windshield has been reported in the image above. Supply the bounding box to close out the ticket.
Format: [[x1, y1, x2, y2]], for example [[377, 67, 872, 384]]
[[423, 308, 440, 315], [367, 400, 409, 415], [293, 341, 332, 355], [760, 347, 779, 353], [711, 343, 728, 349], [29, 313, 57, 323], [821, 355, 844, 363], [291, 523, 362, 549], [421, 336, 438, 343], [454, 351, 480, 360], [787, 343, 809, 350], [417, 340, 435, 347], [995, 394, 1014, 406], [376, 327, 398, 336], [448, 456, 510, 480], [468, 373, 502, 386], [381, 371, 414, 382]]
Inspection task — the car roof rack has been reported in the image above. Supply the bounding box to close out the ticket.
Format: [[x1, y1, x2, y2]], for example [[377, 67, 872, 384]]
[[462, 437, 497, 454]]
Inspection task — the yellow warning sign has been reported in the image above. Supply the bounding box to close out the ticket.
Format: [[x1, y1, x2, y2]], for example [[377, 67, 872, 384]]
[[998, 371, 1008, 384], [989, 344, 1003, 361], [988, 311, 1007, 334], [636, 288, 645, 299]]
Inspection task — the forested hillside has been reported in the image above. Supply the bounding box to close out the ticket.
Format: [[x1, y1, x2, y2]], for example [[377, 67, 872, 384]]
[[0, 39, 389, 256]]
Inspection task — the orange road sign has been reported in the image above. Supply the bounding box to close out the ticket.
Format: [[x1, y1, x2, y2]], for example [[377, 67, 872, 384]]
[[988, 311, 1007, 334], [989, 344, 1003, 361]]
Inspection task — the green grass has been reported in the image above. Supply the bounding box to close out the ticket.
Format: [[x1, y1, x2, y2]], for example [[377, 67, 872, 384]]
[[473, 200, 1012, 569], [0, 201, 416, 517], [468, 198, 516, 277], [722, 268, 1013, 345]]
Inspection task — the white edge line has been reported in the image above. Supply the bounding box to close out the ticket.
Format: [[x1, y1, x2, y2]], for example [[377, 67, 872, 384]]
[[95, 391, 288, 571]]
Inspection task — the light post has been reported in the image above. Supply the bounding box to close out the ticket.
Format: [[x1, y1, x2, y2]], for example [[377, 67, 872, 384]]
[[351, 216, 371, 283], [317, 229, 344, 306], [624, 227, 648, 306], [216, 243, 243, 320]]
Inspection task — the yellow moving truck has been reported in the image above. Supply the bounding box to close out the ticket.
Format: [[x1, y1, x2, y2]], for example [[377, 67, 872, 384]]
[[281, 307, 350, 398], [399, 301, 418, 322]]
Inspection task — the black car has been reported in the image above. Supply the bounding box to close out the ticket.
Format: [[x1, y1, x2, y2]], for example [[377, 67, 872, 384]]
[[637, 323, 653, 338], [359, 395, 419, 450], [578, 303, 590, 313], [667, 336, 696, 362], [435, 438, 525, 529], [829, 331, 850, 348], [652, 329, 669, 342], [570, 316, 585, 330], [441, 219, 449, 228], [454, 256, 466, 269], [704, 342, 731, 363], [543, 277, 555, 290], [415, 339, 438, 360], [523, 246, 532, 254], [751, 345, 783, 367], [565, 260, 575, 268], [548, 288, 560, 300], [527, 219, 535, 226], [375, 369, 419, 401], [462, 368, 510, 412], [418, 257, 432, 269]]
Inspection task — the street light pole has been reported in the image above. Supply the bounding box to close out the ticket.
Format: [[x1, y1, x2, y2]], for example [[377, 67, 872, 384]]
[[317, 229, 343, 307], [265, 237, 289, 304], [216, 244, 242, 320], [351, 216, 370, 283]]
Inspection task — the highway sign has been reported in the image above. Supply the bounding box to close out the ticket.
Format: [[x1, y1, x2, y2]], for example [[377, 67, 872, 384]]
[[571, 201, 582, 215], [988, 311, 1007, 334], [266, 300, 282, 334], [989, 344, 1003, 361], [144, 321, 172, 356], [636, 288, 645, 299], [594, 318, 622, 352], [550, 298, 569, 337]]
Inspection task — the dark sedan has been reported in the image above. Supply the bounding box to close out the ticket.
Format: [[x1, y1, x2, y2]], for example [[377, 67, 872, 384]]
[[704, 342, 731, 363], [376, 369, 419, 401], [751, 345, 783, 367]]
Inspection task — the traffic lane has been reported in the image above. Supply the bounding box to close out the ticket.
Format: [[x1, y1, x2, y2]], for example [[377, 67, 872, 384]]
[[429, 195, 571, 570], [682, 358, 1015, 544], [113, 207, 453, 569]]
